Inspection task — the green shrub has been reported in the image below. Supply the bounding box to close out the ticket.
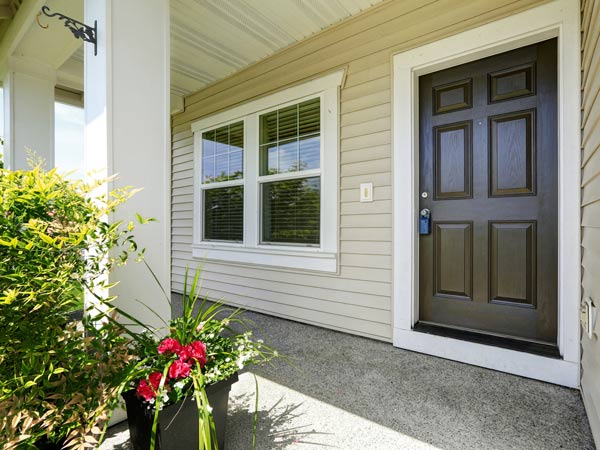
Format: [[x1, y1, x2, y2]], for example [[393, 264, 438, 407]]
[[0, 165, 148, 449]]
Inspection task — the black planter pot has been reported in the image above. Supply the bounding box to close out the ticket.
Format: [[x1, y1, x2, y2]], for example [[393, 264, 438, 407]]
[[34, 437, 66, 450], [123, 373, 238, 450]]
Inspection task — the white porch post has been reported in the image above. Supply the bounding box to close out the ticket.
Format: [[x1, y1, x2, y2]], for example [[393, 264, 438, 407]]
[[3, 58, 55, 170], [83, 0, 171, 331]]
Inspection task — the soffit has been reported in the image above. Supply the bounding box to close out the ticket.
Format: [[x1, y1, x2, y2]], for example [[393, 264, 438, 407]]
[[0, 1, 24, 47], [56, 0, 385, 102], [169, 0, 386, 97], [0, 0, 19, 26], [14, 0, 82, 71]]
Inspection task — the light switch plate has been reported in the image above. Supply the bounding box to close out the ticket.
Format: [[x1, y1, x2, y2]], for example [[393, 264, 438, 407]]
[[360, 183, 373, 202], [582, 298, 596, 339], [581, 301, 590, 336]]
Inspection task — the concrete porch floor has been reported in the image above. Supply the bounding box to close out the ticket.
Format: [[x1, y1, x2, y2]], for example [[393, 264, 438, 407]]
[[100, 310, 595, 450]]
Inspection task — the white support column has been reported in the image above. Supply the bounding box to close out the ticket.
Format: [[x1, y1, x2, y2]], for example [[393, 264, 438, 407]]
[[3, 57, 55, 170], [83, 0, 171, 332]]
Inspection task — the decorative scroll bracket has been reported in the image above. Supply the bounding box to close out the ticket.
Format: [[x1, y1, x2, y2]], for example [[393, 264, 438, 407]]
[[40, 6, 97, 56]]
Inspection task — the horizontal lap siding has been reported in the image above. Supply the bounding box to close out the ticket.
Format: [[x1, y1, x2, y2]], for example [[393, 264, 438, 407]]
[[171, 0, 546, 342], [581, 0, 600, 444]]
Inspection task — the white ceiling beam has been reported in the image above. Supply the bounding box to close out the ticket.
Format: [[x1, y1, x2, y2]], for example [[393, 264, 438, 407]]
[[0, 0, 46, 79], [13, 0, 84, 71], [56, 65, 83, 92], [55, 85, 83, 107]]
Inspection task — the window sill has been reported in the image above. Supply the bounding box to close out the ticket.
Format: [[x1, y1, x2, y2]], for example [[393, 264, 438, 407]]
[[192, 243, 337, 272]]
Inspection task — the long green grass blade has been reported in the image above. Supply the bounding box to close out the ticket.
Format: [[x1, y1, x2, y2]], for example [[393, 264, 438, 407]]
[[143, 259, 171, 308], [252, 373, 259, 450]]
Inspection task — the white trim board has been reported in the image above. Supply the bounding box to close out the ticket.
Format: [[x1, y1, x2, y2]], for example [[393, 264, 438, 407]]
[[191, 70, 345, 132], [190, 69, 344, 273], [392, 0, 580, 388]]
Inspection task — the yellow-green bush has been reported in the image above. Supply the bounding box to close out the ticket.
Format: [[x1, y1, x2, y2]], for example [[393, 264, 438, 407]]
[[0, 165, 148, 449]]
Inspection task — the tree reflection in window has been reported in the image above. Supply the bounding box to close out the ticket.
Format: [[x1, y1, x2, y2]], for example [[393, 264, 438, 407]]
[[203, 185, 244, 242], [202, 121, 243, 183], [262, 176, 320, 245], [259, 98, 320, 176]]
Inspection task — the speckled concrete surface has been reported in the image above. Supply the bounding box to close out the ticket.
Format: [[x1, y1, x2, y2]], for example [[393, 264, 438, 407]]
[[100, 309, 595, 450]]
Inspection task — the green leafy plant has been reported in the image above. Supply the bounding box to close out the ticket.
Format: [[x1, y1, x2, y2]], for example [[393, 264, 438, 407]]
[[123, 267, 278, 450], [0, 164, 148, 449]]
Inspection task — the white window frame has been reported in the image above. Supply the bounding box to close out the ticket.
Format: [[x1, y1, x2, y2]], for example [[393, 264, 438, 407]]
[[191, 69, 344, 272], [197, 118, 246, 244]]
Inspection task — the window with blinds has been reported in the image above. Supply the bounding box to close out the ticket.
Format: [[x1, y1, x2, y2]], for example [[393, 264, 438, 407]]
[[259, 98, 321, 245], [262, 177, 320, 245], [201, 121, 244, 242], [192, 69, 342, 270], [203, 185, 243, 242], [259, 98, 320, 175], [202, 122, 243, 183]]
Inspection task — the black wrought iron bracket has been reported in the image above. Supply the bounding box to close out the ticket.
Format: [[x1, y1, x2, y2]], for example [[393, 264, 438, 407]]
[[40, 6, 97, 55]]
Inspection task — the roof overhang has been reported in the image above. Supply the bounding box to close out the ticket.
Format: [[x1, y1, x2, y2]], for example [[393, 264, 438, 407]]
[[0, 0, 384, 113]]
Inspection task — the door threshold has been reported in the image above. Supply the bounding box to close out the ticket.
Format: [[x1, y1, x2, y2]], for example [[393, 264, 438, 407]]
[[413, 322, 560, 359]]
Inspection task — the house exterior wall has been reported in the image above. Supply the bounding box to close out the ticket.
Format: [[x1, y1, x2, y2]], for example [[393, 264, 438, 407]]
[[170, 0, 548, 341], [581, 0, 600, 442]]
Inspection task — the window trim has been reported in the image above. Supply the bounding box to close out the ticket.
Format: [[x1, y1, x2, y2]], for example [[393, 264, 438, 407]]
[[198, 118, 246, 243], [191, 69, 344, 272], [256, 97, 322, 247]]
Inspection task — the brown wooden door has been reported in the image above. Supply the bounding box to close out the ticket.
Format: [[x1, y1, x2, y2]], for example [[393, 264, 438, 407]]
[[418, 39, 558, 345]]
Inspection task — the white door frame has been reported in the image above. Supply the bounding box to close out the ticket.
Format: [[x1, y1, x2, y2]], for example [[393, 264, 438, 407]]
[[392, 0, 580, 388]]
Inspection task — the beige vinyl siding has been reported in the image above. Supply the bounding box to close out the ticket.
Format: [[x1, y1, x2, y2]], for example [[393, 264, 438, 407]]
[[171, 0, 547, 342], [581, 0, 600, 443]]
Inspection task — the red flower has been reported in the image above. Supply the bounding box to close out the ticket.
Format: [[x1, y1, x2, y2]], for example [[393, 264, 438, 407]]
[[177, 341, 207, 368], [168, 359, 191, 379], [136, 379, 156, 401], [178, 345, 192, 362], [188, 341, 207, 368], [148, 372, 163, 390], [158, 337, 182, 355]]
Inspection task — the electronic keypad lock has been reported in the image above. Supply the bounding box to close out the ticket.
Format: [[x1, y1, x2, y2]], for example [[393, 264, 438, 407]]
[[419, 208, 431, 235]]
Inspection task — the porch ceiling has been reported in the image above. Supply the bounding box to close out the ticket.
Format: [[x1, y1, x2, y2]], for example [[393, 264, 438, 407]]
[[55, 0, 385, 109], [168, 0, 385, 97], [0, 0, 17, 22]]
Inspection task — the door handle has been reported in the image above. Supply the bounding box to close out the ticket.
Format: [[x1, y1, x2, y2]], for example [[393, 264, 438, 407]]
[[419, 208, 431, 235]]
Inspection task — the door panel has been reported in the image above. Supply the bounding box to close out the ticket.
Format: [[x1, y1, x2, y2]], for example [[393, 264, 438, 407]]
[[488, 63, 535, 103], [418, 39, 557, 345], [433, 78, 473, 114], [489, 221, 536, 307], [489, 110, 536, 196], [434, 121, 472, 199], [433, 222, 473, 300]]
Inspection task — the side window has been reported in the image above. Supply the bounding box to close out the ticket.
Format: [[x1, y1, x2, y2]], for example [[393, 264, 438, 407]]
[[258, 98, 321, 246], [192, 69, 343, 272], [200, 122, 244, 242]]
